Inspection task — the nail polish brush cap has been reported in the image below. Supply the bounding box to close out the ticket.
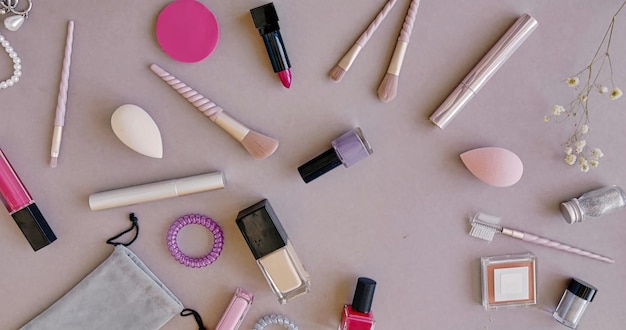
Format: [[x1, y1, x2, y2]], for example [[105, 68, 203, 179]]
[[236, 199, 288, 260], [352, 277, 376, 313], [297, 127, 373, 183], [250, 3, 280, 35]]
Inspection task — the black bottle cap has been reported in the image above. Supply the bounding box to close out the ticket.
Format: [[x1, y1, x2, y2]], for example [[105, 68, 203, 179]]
[[297, 148, 342, 183], [236, 199, 288, 260], [12, 203, 57, 251], [567, 278, 598, 302], [250, 3, 280, 35], [352, 277, 376, 313]]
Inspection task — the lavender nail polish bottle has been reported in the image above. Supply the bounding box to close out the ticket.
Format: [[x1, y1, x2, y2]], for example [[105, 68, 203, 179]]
[[298, 127, 373, 183]]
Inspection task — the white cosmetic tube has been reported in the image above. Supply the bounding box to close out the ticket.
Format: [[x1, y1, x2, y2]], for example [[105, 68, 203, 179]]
[[429, 14, 538, 129], [89, 172, 225, 211]]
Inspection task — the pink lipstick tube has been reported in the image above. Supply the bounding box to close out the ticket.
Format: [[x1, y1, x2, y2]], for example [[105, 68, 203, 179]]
[[250, 3, 292, 88], [0, 148, 56, 251]]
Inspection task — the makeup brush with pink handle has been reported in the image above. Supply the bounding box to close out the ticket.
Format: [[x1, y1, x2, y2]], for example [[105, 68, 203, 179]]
[[377, 0, 421, 102], [469, 212, 615, 264], [519, 232, 614, 263], [150, 64, 278, 159], [329, 0, 399, 82]]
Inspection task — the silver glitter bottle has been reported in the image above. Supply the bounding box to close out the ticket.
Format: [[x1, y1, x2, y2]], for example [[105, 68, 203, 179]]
[[553, 278, 597, 329], [560, 185, 626, 224]]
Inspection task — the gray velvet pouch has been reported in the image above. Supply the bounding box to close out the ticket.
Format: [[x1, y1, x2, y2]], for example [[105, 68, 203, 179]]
[[20, 244, 183, 330]]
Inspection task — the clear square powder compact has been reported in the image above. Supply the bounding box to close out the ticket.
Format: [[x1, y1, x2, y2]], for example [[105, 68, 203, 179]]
[[481, 253, 537, 310]]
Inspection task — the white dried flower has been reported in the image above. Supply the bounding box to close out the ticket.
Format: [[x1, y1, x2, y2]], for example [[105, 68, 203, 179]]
[[567, 77, 580, 87], [552, 105, 565, 116], [610, 87, 623, 100], [580, 163, 590, 172], [544, 115, 550, 123], [592, 148, 604, 159], [551, 5, 621, 174], [574, 140, 586, 154]]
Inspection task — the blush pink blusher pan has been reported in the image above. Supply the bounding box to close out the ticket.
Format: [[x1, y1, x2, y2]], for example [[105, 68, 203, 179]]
[[487, 261, 535, 305], [481, 254, 537, 310]]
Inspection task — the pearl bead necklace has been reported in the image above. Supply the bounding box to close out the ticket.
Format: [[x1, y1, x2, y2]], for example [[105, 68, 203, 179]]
[[0, 33, 22, 89]]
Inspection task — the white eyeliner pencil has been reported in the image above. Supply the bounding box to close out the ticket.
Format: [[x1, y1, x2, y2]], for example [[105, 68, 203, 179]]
[[50, 20, 74, 168]]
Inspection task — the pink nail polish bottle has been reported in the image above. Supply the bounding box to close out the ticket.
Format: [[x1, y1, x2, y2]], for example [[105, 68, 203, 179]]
[[340, 277, 376, 330]]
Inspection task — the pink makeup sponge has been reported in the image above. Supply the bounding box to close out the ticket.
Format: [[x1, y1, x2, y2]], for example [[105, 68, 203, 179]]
[[460, 147, 523, 187]]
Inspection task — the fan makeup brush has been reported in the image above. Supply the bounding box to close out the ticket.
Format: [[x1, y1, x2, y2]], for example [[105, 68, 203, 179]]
[[150, 64, 278, 159], [377, 0, 421, 102], [329, 0, 399, 82], [469, 212, 615, 264]]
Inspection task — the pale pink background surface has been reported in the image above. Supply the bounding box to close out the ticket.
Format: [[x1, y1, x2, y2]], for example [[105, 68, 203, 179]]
[[1, 1, 626, 329]]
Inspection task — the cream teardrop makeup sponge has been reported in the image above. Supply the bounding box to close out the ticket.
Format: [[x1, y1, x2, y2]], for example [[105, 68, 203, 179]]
[[460, 147, 523, 187], [111, 104, 164, 158]]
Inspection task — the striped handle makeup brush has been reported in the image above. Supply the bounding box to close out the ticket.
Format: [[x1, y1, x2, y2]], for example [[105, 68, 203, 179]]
[[469, 212, 615, 264], [377, 0, 421, 102], [329, 0, 399, 82], [150, 64, 278, 159]]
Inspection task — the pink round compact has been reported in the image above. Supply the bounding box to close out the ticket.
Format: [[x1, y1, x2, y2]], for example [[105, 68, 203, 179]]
[[156, 0, 219, 63]]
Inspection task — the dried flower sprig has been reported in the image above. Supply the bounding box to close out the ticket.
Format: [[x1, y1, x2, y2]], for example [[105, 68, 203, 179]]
[[545, 1, 625, 172]]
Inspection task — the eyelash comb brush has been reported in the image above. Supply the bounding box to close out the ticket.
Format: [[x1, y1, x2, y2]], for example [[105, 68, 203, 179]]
[[377, 0, 421, 102], [329, 0, 399, 82], [150, 64, 279, 159], [469, 212, 615, 264]]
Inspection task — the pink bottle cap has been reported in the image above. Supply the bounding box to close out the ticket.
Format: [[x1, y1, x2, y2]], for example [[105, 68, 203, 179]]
[[156, 0, 219, 63]]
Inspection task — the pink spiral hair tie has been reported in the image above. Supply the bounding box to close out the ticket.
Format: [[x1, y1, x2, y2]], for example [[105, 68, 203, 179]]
[[167, 214, 224, 268]]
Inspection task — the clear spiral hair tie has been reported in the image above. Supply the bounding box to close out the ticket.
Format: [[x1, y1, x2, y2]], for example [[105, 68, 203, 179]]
[[253, 314, 299, 330], [166, 214, 224, 268]]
